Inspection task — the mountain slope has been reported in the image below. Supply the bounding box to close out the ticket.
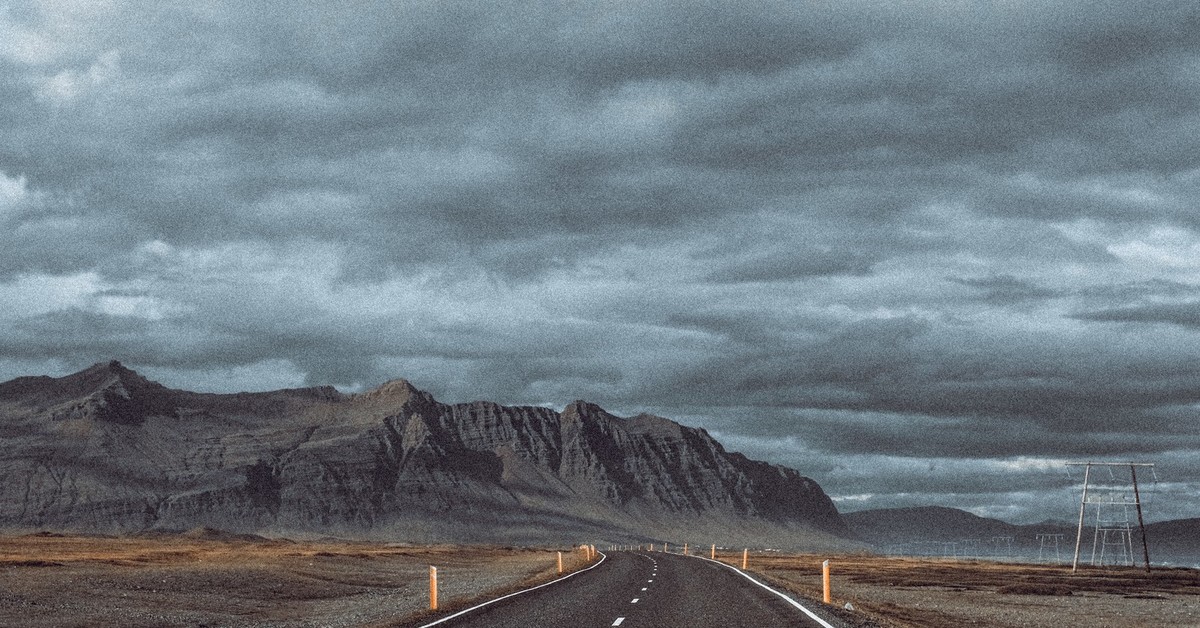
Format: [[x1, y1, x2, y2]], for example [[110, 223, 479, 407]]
[[0, 362, 850, 548]]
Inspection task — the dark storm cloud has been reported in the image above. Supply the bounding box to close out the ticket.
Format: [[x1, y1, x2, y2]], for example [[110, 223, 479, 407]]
[[826, 321, 1192, 420], [3, 0, 1200, 523], [705, 248, 876, 282], [1074, 301, 1200, 327], [949, 275, 1058, 304]]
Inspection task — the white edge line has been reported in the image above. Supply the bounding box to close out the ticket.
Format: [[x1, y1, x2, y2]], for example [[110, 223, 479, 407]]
[[685, 554, 837, 628], [418, 551, 608, 627]]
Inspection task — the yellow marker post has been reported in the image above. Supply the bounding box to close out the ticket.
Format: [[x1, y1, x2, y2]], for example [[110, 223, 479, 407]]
[[822, 559, 831, 604], [558, 551, 563, 574], [683, 543, 688, 555], [711, 544, 715, 559], [742, 548, 748, 569], [429, 565, 438, 610]]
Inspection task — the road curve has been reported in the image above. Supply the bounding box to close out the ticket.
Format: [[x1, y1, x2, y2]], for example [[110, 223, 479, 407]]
[[414, 550, 839, 628]]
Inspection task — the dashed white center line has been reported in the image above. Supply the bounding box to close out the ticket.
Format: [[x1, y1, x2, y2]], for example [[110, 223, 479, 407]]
[[641, 587, 647, 591], [648, 579, 653, 582], [631, 598, 639, 604], [612, 618, 625, 626]]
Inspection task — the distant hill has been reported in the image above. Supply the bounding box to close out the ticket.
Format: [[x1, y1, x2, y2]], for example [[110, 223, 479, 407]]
[[846, 505, 1200, 567], [844, 506, 1026, 545], [1145, 518, 1200, 567], [0, 361, 852, 549]]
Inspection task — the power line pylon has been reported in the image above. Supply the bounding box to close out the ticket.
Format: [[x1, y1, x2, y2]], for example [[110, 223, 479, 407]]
[[1067, 462, 1154, 573], [1036, 533, 1064, 563], [991, 535, 1014, 559]]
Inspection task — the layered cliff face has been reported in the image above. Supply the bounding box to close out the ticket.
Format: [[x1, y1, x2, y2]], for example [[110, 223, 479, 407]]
[[0, 361, 850, 548]]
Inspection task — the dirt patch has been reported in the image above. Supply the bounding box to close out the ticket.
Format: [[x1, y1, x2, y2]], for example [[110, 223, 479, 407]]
[[996, 583, 1073, 596], [0, 534, 592, 627], [727, 552, 1200, 628]]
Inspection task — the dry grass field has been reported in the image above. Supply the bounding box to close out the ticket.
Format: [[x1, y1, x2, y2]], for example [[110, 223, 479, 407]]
[[4, 535, 1197, 627], [0, 532, 587, 627], [735, 552, 1200, 627]]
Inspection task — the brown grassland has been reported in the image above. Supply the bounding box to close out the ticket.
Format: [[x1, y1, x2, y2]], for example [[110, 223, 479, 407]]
[[733, 552, 1200, 627], [0, 532, 588, 627], [2, 534, 1198, 627]]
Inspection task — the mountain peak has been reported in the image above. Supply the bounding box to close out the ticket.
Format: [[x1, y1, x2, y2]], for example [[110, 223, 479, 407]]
[[62, 360, 157, 395], [361, 378, 429, 406], [0, 360, 174, 425], [561, 399, 610, 422], [80, 360, 133, 375]]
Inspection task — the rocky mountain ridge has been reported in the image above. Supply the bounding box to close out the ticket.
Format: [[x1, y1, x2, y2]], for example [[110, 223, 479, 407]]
[[0, 362, 851, 548]]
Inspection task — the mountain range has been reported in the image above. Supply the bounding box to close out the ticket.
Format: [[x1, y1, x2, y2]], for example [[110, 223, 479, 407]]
[[0, 361, 851, 549]]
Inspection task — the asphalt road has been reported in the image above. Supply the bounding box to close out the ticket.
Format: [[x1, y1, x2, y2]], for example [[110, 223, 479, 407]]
[[418, 550, 837, 628]]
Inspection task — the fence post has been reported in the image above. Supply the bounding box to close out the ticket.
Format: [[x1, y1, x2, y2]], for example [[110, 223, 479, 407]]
[[429, 565, 438, 610], [822, 560, 831, 604]]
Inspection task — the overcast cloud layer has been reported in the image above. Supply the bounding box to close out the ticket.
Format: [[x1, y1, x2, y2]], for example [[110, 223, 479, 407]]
[[2, 0, 1199, 523]]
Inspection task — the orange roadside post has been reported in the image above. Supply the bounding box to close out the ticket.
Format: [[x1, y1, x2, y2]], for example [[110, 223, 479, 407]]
[[429, 565, 438, 610], [742, 548, 748, 569], [822, 559, 831, 604]]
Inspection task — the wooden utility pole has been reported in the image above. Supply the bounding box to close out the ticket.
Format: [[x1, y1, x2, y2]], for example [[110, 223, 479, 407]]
[[1071, 463, 1091, 573], [1131, 465, 1151, 573]]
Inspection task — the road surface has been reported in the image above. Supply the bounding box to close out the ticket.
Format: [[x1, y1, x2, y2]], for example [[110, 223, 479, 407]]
[[417, 550, 838, 628]]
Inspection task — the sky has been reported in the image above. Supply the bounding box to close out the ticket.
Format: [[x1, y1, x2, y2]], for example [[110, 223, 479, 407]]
[[1, 0, 1198, 524]]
